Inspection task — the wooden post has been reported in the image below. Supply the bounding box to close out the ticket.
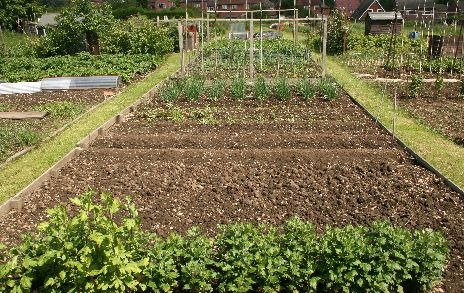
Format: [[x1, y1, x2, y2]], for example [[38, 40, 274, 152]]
[[178, 21, 185, 74], [206, 13, 210, 42], [322, 17, 327, 77], [249, 13, 254, 78], [156, 16, 160, 26], [295, 10, 298, 43]]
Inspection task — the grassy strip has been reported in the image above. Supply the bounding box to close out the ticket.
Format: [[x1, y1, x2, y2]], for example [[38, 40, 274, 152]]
[[327, 56, 464, 189], [0, 53, 180, 204]]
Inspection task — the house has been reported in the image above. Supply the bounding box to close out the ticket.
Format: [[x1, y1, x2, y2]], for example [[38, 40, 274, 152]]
[[183, 0, 275, 18], [397, 0, 448, 20], [147, 0, 175, 11], [351, 0, 384, 21], [24, 12, 59, 36], [365, 11, 402, 35], [336, 0, 362, 16]]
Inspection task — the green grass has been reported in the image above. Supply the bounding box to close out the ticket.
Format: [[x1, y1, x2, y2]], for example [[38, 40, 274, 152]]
[[0, 53, 180, 204], [326, 56, 464, 189], [0, 126, 41, 159]]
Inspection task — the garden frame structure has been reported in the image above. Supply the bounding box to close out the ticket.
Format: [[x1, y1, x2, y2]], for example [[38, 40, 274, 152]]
[[171, 11, 328, 78]]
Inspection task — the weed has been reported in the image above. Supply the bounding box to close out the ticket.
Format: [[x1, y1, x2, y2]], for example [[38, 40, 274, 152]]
[[274, 77, 292, 100], [16, 128, 40, 146], [296, 78, 316, 100], [207, 79, 225, 101], [184, 77, 205, 101], [0, 126, 40, 158], [253, 77, 270, 100], [319, 78, 338, 101], [409, 74, 424, 99], [190, 106, 216, 125], [160, 80, 182, 102], [230, 77, 247, 100], [35, 102, 85, 119], [0, 103, 10, 111]]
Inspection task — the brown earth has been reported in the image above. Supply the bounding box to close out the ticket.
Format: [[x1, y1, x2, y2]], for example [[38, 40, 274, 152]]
[[0, 95, 463, 292], [0, 89, 110, 163]]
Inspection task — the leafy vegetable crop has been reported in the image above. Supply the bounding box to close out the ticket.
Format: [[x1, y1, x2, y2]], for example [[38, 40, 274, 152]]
[[0, 192, 449, 292], [0, 53, 162, 82]]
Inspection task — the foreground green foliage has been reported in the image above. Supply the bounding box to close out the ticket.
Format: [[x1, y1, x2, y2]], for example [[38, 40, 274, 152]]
[[0, 193, 449, 292], [0, 53, 161, 82]]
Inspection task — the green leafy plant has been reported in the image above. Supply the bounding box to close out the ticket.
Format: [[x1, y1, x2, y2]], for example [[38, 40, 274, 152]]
[[184, 76, 205, 101], [207, 79, 225, 101], [253, 77, 270, 100], [230, 76, 247, 100], [35, 101, 85, 119], [319, 78, 339, 100], [0, 192, 153, 292], [296, 78, 316, 100], [274, 77, 292, 100], [189, 106, 216, 125], [0, 193, 449, 292], [435, 75, 444, 96], [409, 74, 424, 99], [160, 80, 182, 102]]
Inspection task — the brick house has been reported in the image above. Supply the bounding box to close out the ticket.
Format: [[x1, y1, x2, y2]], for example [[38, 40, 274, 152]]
[[397, 0, 448, 20], [148, 0, 176, 11], [181, 0, 275, 18], [351, 0, 384, 20]]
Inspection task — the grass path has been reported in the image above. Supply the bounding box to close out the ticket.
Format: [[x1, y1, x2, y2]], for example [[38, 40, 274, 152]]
[[327, 56, 464, 189], [0, 53, 180, 204]]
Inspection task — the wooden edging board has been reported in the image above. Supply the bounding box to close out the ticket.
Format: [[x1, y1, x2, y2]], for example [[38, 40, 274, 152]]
[[0, 69, 181, 217]]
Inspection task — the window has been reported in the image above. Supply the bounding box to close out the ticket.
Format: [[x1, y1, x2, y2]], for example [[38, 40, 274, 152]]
[[367, 8, 373, 12], [221, 4, 227, 9], [208, 6, 215, 11], [423, 9, 434, 15], [159, 3, 165, 8], [231, 4, 237, 10], [194, 3, 201, 8], [377, 9, 383, 12]]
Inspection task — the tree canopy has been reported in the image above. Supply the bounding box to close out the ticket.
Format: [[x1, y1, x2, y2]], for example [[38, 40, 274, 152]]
[[0, 0, 44, 29]]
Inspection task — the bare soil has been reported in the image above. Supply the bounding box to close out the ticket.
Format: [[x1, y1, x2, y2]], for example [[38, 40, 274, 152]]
[[0, 89, 110, 163], [0, 95, 463, 292]]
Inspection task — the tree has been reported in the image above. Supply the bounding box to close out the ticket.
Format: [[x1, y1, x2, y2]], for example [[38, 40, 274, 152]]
[[34, 0, 114, 56], [0, 0, 43, 29]]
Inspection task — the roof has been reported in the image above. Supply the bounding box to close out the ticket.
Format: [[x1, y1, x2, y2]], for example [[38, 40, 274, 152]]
[[37, 13, 59, 27], [367, 11, 403, 20], [351, 0, 384, 20]]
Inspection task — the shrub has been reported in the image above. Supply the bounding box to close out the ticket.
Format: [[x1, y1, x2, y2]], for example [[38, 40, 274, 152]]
[[0, 193, 449, 292], [319, 77, 338, 100], [99, 16, 174, 55], [274, 77, 292, 100], [253, 77, 270, 100]]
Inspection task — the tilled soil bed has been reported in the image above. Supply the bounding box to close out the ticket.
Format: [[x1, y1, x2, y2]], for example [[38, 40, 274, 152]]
[[0, 89, 111, 163], [0, 95, 463, 291]]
